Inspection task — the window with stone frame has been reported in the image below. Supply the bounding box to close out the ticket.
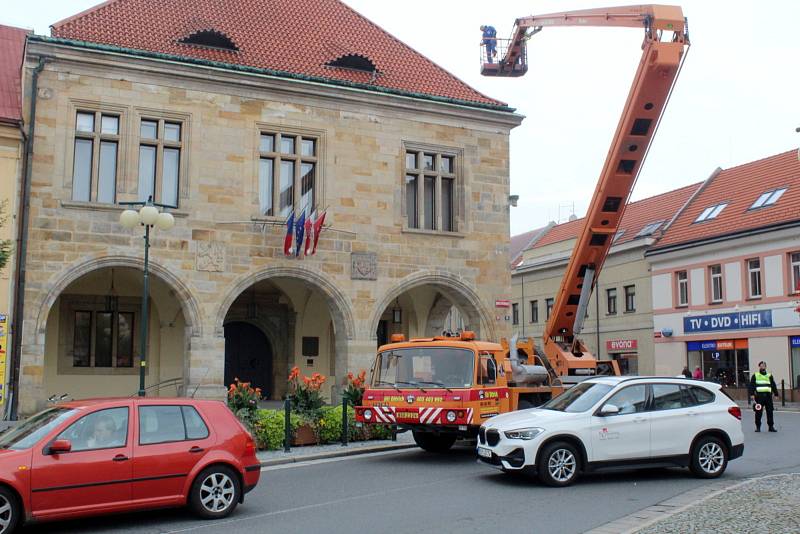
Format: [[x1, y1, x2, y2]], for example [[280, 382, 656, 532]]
[[138, 118, 183, 206], [512, 303, 519, 325], [606, 288, 617, 315], [258, 131, 318, 217], [545, 298, 554, 321], [72, 111, 121, 203], [403, 146, 458, 232], [60, 295, 140, 374], [530, 300, 538, 323], [624, 285, 636, 312]]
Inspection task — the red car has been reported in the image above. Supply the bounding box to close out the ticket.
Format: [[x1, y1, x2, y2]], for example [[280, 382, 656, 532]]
[[0, 397, 260, 533]]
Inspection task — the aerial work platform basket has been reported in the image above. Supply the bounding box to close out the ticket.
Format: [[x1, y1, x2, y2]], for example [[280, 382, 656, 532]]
[[480, 38, 528, 77]]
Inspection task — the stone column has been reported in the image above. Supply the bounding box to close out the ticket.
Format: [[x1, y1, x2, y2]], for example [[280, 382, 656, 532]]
[[184, 327, 226, 400]]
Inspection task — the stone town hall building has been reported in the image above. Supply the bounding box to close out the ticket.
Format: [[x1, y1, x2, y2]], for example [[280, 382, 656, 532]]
[[14, 0, 521, 413]]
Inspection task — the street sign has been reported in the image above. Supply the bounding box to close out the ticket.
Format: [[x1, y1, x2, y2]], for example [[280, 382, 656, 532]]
[[495, 299, 511, 308]]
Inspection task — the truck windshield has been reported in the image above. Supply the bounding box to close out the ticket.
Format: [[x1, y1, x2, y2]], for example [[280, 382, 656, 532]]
[[373, 347, 475, 389], [540, 382, 612, 413], [0, 407, 77, 450]]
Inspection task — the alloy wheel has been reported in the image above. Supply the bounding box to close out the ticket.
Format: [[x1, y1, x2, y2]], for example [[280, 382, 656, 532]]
[[548, 448, 577, 482], [0, 494, 12, 533], [698, 442, 725, 474], [199, 472, 236, 513]]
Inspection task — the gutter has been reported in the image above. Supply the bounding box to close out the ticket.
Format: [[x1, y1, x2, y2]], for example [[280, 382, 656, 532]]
[[8, 56, 48, 420], [28, 35, 515, 114]]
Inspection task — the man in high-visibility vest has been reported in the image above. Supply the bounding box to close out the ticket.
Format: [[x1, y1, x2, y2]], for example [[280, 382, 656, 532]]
[[749, 360, 779, 432]]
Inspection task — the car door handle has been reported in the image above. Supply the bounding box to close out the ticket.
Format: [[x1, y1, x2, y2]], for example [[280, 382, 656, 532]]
[[112, 454, 129, 462], [633, 417, 648, 423], [189, 446, 204, 453], [687, 412, 699, 417]]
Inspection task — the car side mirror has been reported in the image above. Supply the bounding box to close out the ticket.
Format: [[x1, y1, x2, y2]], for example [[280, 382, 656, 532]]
[[598, 404, 620, 417], [49, 439, 72, 454]]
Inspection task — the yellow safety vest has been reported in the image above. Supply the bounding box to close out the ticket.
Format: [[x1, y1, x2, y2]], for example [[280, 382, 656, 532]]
[[754, 372, 773, 394]]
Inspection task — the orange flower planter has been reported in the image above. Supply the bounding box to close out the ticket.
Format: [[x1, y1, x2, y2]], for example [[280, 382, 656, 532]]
[[292, 423, 317, 446]]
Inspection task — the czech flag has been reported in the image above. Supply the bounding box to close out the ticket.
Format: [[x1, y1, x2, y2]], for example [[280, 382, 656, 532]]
[[311, 210, 326, 255], [283, 211, 294, 256], [294, 210, 306, 257]]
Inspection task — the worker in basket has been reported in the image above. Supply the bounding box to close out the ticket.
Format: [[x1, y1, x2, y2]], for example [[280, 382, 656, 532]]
[[480, 25, 497, 63]]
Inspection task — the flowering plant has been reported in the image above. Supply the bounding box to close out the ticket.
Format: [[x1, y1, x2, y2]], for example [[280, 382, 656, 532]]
[[342, 369, 367, 407], [227, 378, 262, 430], [288, 366, 327, 418]]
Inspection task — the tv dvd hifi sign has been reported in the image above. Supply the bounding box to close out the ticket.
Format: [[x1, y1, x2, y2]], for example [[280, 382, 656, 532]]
[[683, 310, 772, 333]]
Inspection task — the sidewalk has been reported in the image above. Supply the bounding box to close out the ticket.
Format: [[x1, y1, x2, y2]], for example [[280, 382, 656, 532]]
[[736, 400, 800, 412], [630, 473, 800, 533], [256, 430, 416, 467]]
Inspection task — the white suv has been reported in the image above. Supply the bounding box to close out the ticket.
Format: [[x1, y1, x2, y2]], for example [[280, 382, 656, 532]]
[[477, 376, 744, 486]]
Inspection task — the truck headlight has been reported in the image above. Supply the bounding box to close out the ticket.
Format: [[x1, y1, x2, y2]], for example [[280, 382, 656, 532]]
[[504, 427, 544, 440], [364, 409, 373, 420], [446, 410, 457, 423]]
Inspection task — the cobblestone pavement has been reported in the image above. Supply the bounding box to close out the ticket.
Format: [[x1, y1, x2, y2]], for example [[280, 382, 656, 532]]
[[632, 473, 800, 534]]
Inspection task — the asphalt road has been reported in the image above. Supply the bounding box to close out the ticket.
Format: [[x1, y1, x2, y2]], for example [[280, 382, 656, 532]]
[[24, 412, 800, 534]]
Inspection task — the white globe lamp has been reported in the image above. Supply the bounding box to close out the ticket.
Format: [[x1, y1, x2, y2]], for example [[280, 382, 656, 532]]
[[156, 212, 175, 231], [119, 209, 140, 228]]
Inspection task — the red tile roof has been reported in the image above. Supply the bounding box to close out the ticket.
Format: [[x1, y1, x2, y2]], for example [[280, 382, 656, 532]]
[[653, 150, 800, 248], [531, 182, 703, 249], [0, 24, 30, 124], [50, 0, 505, 108], [510, 225, 551, 268]]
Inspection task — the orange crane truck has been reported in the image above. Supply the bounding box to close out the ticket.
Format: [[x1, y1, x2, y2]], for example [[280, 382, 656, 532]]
[[355, 5, 689, 452]]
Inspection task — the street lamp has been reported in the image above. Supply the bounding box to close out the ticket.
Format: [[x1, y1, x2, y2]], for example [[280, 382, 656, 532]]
[[119, 197, 175, 396]]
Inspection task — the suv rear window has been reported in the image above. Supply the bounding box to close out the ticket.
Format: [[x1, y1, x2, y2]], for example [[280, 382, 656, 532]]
[[687, 386, 715, 405]]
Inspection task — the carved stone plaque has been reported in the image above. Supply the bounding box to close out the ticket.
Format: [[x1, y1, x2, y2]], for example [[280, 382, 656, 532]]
[[351, 252, 377, 280], [196, 241, 225, 272]]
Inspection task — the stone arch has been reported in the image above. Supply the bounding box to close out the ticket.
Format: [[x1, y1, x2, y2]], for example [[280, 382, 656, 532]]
[[368, 270, 496, 341], [214, 266, 355, 341], [34, 255, 203, 339]]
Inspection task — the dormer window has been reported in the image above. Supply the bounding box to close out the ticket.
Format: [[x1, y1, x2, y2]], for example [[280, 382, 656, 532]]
[[636, 221, 663, 237], [750, 187, 786, 210], [179, 29, 238, 51], [326, 54, 377, 73]]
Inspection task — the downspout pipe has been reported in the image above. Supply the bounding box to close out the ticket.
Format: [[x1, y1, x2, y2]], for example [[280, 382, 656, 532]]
[[8, 56, 48, 420]]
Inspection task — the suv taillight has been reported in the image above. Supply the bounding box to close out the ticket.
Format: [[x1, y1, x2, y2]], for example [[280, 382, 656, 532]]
[[728, 406, 742, 420]]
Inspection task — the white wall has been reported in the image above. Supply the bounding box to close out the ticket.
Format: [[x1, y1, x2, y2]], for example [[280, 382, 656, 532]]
[[652, 273, 672, 309], [724, 262, 742, 302], [690, 268, 705, 306], [749, 336, 790, 386], [654, 342, 686, 375], [764, 255, 784, 297]]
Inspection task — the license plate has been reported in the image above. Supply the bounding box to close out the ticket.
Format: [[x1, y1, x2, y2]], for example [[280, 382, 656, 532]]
[[477, 446, 492, 459]]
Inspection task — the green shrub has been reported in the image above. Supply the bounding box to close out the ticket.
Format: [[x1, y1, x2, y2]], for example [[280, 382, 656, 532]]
[[368, 424, 394, 440], [253, 409, 302, 450]]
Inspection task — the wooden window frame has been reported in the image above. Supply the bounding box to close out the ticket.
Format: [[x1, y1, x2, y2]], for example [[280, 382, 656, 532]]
[[257, 129, 320, 218], [624, 285, 636, 313], [746, 258, 762, 299], [71, 110, 122, 203], [402, 143, 462, 234], [675, 270, 689, 307], [708, 264, 724, 304]]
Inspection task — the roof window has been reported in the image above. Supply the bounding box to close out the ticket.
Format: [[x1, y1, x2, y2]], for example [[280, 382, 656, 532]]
[[749, 187, 787, 209], [635, 221, 664, 237], [612, 230, 625, 243], [326, 54, 377, 73], [694, 202, 727, 223], [179, 30, 238, 51]]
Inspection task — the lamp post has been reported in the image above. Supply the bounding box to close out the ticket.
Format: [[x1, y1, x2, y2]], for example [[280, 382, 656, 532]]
[[119, 197, 175, 396]]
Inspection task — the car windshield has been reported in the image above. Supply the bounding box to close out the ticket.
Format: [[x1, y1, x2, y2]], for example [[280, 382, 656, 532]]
[[541, 382, 613, 413], [0, 407, 77, 450], [373, 347, 475, 388]]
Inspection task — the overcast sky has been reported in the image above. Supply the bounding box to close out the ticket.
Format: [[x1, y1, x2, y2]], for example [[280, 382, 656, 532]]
[[3, 1, 798, 235]]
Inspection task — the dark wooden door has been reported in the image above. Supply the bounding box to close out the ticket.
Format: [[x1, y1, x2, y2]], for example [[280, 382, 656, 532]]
[[224, 322, 272, 396]]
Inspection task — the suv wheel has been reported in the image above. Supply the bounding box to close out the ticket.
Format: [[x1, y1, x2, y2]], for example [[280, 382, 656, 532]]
[[690, 436, 728, 478], [412, 431, 456, 453], [190, 465, 241, 519], [0, 487, 19, 534], [538, 441, 580, 487]]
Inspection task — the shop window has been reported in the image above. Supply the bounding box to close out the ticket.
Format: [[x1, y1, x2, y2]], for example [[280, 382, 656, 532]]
[[138, 118, 183, 206], [403, 146, 457, 232], [511, 303, 519, 325], [613, 353, 637, 375], [259, 131, 318, 217], [746, 258, 762, 298], [709, 264, 723, 303], [606, 288, 617, 315], [676, 270, 689, 307], [530, 300, 538, 323], [700, 345, 749, 387], [791, 340, 800, 389], [72, 111, 120, 203]]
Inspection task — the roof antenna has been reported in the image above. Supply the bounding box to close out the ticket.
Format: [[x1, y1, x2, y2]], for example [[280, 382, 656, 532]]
[[190, 367, 211, 398]]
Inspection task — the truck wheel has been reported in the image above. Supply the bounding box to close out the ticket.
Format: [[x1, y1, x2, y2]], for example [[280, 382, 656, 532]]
[[538, 441, 581, 487], [690, 436, 728, 478], [413, 431, 456, 453]]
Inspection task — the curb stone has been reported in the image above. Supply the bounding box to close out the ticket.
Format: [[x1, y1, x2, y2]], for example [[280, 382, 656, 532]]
[[259, 442, 417, 467]]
